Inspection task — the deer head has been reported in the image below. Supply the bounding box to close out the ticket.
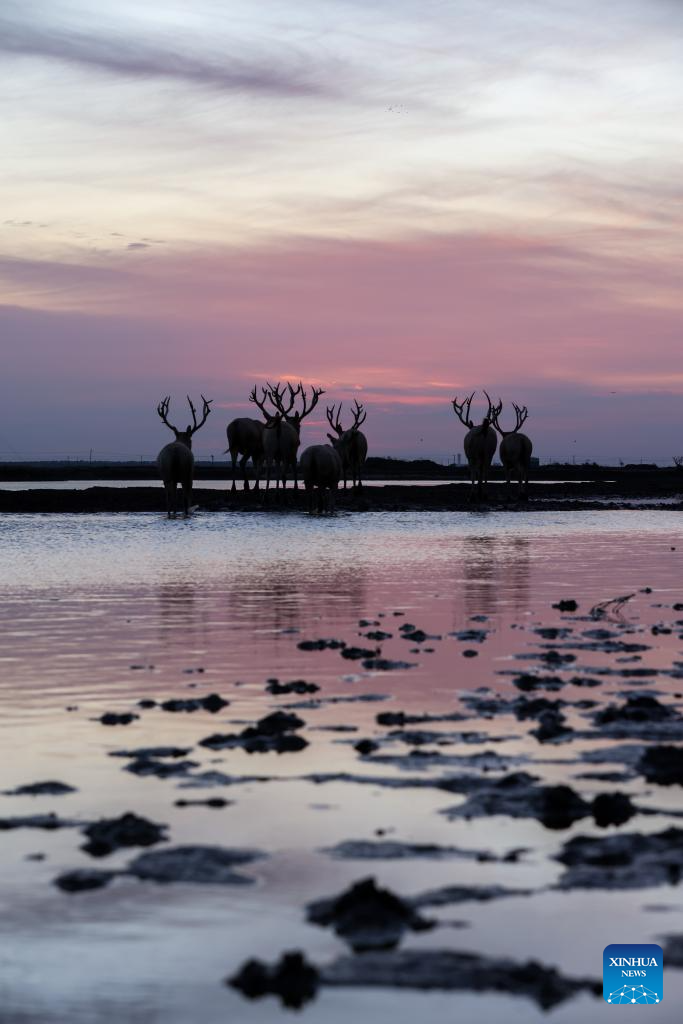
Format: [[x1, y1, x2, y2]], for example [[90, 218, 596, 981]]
[[157, 394, 213, 449]]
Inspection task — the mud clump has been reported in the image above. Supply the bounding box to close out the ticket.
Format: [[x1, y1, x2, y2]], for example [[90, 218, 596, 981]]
[[441, 773, 591, 830], [82, 812, 168, 857], [298, 638, 346, 651], [99, 712, 139, 726], [3, 781, 76, 797], [556, 827, 683, 889], [229, 951, 319, 1008], [265, 679, 319, 695], [553, 599, 578, 612], [127, 845, 266, 884], [321, 949, 600, 1009], [307, 877, 433, 951], [160, 693, 228, 713], [637, 745, 683, 785], [200, 710, 308, 754], [54, 869, 116, 893]]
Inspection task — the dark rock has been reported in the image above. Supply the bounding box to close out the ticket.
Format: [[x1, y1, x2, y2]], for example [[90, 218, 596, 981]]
[[341, 646, 379, 660], [127, 845, 266, 884], [297, 638, 346, 651], [441, 773, 591, 830], [365, 630, 392, 641], [412, 883, 534, 907], [354, 739, 378, 755], [462, 649, 478, 658], [594, 695, 678, 726], [449, 629, 488, 643], [199, 710, 308, 754], [362, 658, 417, 671], [322, 840, 523, 863], [530, 709, 573, 743], [265, 679, 319, 695], [82, 812, 167, 857], [3, 780, 76, 797], [591, 792, 637, 827], [124, 757, 198, 777], [174, 798, 231, 808], [637, 745, 683, 785], [160, 693, 228, 713], [99, 712, 139, 726], [321, 949, 600, 1009], [307, 877, 433, 951], [553, 599, 578, 612], [54, 869, 115, 892], [0, 813, 80, 831], [513, 674, 565, 692], [109, 746, 192, 760], [137, 699, 157, 709], [229, 951, 319, 1008], [556, 827, 683, 889]]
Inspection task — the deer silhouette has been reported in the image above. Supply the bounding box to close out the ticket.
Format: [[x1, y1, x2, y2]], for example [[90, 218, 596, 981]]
[[452, 390, 500, 501], [325, 399, 368, 490], [156, 394, 212, 517], [491, 400, 533, 498]]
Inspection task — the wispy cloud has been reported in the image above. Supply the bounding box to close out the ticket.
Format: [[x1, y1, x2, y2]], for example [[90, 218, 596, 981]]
[[0, 9, 336, 98]]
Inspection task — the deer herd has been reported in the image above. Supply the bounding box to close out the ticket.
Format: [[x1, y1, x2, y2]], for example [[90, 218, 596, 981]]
[[156, 386, 532, 517]]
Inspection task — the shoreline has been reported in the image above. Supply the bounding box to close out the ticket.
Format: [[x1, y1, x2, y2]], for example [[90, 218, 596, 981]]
[[1, 481, 681, 514]]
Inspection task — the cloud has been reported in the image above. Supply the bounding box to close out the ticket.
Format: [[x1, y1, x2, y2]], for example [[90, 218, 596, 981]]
[[0, 9, 336, 98]]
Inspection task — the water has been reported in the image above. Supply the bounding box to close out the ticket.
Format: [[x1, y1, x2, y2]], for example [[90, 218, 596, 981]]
[[1, 510, 682, 1022]]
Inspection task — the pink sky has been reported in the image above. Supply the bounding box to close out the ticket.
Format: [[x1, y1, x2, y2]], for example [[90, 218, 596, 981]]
[[1, 1, 681, 463]]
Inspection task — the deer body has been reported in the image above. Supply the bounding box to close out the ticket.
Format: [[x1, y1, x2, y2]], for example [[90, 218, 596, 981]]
[[325, 400, 368, 489], [453, 392, 500, 501], [491, 401, 533, 498], [156, 394, 212, 517], [226, 417, 264, 491], [251, 382, 325, 492], [300, 444, 343, 513]]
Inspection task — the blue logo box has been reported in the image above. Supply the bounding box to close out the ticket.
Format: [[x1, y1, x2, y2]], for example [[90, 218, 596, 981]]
[[603, 944, 663, 1005]]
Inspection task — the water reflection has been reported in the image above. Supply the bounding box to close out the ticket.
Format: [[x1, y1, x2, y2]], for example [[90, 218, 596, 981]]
[[460, 535, 531, 618]]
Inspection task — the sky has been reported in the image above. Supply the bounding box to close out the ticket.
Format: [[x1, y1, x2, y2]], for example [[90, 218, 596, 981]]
[[1, 0, 681, 463]]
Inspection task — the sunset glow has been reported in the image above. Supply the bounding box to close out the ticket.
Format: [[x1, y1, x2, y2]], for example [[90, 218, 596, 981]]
[[1, 0, 681, 462]]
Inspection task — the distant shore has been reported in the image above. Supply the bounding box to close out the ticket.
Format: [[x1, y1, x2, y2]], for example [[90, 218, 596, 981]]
[[1, 479, 681, 514]]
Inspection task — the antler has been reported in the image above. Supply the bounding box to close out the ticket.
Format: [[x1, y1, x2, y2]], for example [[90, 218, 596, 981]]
[[267, 381, 298, 418], [157, 396, 178, 434], [297, 383, 325, 421], [351, 398, 366, 429], [511, 402, 528, 432], [490, 400, 528, 436], [483, 390, 502, 423], [452, 392, 475, 428], [186, 394, 213, 434], [326, 402, 344, 436], [249, 384, 276, 421]]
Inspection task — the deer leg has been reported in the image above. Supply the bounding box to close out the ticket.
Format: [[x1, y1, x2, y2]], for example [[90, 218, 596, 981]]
[[230, 452, 237, 492], [240, 453, 250, 491], [293, 459, 299, 491], [182, 481, 192, 517], [253, 457, 261, 491]]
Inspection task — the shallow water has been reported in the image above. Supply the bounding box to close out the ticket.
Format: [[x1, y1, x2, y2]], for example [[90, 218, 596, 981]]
[[1, 510, 682, 1022]]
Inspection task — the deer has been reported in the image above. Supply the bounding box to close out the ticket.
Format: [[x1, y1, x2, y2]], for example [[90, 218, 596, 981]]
[[452, 390, 500, 501], [300, 444, 343, 513], [491, 400, 533, 498], [325, 399, 369, 490], [224, 387, 271, 492], [261, 381, 325, 490], [156, 394, 212, 517]]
